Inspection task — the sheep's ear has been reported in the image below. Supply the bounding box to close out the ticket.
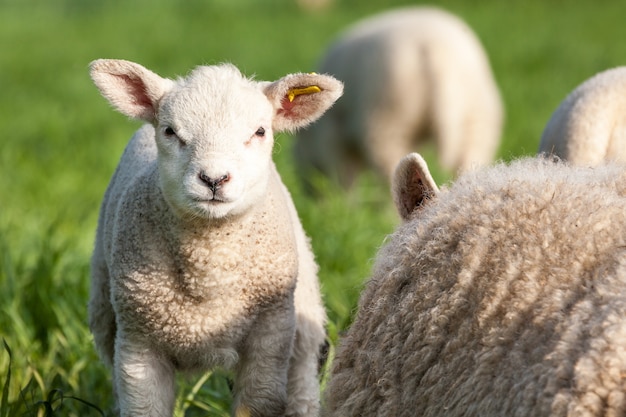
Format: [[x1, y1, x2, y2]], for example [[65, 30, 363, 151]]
[[89, 59, 174, 123], [263, 72, 343, 133], [392, 153, 439, 221]]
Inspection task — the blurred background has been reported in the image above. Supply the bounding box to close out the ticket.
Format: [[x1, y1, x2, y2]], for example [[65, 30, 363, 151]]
[[1, 0, 625, 415]]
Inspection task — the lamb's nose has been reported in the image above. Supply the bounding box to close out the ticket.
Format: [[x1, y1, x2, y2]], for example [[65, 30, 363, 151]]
[[199, 172, 230, 193]]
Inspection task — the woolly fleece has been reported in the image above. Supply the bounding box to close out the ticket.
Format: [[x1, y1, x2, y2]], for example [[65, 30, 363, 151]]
[[325, 154, 626, 417]]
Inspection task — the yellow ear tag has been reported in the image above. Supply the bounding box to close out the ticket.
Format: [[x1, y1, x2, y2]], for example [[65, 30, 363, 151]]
[[287, 85, 321, 102]]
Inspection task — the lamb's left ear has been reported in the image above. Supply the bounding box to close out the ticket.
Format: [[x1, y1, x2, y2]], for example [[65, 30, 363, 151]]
[[264, 72, 343, 133], [392, 153, 439, 221]]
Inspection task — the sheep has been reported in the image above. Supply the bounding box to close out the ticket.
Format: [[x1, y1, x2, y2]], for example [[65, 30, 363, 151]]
[[294, 6, 503, 189], [324, 153, 626, 416], [88, 59, 343, 417], [539, 66, 626, 166]]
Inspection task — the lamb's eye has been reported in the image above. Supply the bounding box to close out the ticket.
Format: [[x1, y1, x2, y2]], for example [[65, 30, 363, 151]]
[[255, 127, 266, 137], [163, 126, 186, 146]]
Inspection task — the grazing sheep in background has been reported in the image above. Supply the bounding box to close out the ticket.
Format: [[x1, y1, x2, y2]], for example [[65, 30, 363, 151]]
[[88, 59, 343, 417], [539, 66, 626, 166], [324, 153, 626, 417], [295, 6, 503, 189]]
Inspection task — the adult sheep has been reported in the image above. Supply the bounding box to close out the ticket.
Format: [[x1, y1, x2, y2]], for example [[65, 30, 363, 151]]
[[295, 6, 503, 189], [324, 153, 626, 416], [539, 66, 626, 166], [88, 59, 343, 417]]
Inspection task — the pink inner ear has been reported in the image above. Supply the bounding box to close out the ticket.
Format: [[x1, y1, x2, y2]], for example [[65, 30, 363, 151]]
[[278, 96, 296, 117], [121, 74, 153, 109]]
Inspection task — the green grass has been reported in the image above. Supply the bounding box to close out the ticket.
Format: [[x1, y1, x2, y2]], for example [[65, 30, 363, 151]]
[[2, 0, 626, 414]]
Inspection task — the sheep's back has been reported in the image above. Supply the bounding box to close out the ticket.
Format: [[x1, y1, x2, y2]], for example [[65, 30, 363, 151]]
[[326, 158, 626, 417], [539, 67, 626, 165]]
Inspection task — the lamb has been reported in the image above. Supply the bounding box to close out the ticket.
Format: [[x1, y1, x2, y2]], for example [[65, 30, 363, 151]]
[[88, 59, 343, 417], [539, 66, 626, 165], [324, 153, 626, 416], [294, 6, 503, 189]]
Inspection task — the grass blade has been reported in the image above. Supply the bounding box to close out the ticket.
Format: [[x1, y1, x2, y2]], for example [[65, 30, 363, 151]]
[[1, 339, 11, 417], [64, 396, 105, 417]]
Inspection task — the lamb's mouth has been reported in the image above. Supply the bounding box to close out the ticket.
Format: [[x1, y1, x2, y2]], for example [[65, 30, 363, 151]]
[[196, 196, 227, 205], [192, 196, 227, 205]]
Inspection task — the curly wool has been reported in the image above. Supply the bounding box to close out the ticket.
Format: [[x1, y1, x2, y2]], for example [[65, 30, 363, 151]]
[[325, 156, 626, 417]]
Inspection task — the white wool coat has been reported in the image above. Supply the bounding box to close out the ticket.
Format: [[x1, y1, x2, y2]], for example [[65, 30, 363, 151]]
[[325, 154, 626, 417]]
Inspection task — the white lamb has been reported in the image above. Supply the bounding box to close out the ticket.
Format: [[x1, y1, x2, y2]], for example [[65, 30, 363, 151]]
[[325, 153, 626, 416], [88, 59, 343, 417], [539, 66, 626, 165], [295, 6, 503, 188]]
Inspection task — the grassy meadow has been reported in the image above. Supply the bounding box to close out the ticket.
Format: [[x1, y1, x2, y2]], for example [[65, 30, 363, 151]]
[[1, 0, 625, 414]]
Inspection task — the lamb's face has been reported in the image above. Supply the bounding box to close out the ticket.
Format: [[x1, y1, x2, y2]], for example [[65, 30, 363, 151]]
[[90, 59, 344, 220], [155, 66, 274, 220]]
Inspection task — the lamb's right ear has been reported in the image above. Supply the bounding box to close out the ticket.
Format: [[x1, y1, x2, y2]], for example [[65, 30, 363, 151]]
[[392, 153, 439, 221], [89, 59, 174, 123]]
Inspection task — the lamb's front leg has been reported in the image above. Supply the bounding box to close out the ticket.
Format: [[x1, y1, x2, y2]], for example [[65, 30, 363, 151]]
[[284, 314, 325, 417], [232, 301, 296, 417], [114, 336, 176, 417]]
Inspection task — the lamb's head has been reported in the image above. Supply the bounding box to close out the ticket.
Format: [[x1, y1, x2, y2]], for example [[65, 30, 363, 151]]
[[392, 152, 439, 221], [89, 59, 343, 220]]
